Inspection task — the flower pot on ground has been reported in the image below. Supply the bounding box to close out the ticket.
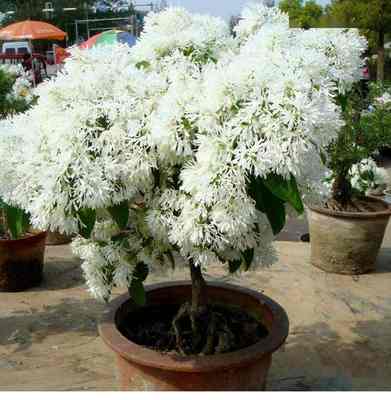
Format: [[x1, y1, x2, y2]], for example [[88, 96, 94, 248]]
[[0, 4, 368, 391], [99, 281, 289, 391], [313, 81, 391, 275], [308, 197, 391, 274], [0, 230, 47, 291], [0, 201, 47, 291]]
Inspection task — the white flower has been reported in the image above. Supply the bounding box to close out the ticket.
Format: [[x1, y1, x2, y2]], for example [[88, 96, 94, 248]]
[[350, 158, 388, 194], [375, 92, 391, 105], [235, 2, 289, 40]]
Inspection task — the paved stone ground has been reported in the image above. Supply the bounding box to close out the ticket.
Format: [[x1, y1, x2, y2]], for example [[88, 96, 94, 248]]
[[1, 219, 391, 390]]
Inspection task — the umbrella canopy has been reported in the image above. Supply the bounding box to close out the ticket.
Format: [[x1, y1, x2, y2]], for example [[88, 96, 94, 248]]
[[0, 20, 66, 41], [79, 30, 137, 50]]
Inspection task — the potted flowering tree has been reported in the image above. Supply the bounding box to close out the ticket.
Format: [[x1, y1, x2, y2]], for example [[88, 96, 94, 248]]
[[0, 4, 367, 390], [0, 65, 46, 292], [308, 82, 391, 275]]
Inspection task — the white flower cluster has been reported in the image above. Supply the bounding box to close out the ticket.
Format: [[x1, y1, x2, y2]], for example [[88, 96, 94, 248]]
[[0, 64, 34, 104], [375, 92, 391, 106], [9, 73, 34, 103], [296, 28, 367, 94], [0, 64, 24, 76], [0, 5, 367, 301], [234, 2, 289, 40], [350, 158, 389, 195], [131, 7, 233, 65]]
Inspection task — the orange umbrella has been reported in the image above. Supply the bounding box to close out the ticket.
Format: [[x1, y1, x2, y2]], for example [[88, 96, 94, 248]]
[[0, 20, 67, 41]]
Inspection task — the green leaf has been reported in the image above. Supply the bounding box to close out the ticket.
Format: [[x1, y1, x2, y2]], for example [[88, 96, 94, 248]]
[[133, 262, 149, 282], [77, 208, 96, 239], [111, 233, 130, 250], [228, 258, 242, 274], [135, 61, 150, 70], [242, 248, 254, 271], [5, 205, 29, 240], [228, 248, 254, 273], [263, 174, 304, 214], [247, 175, 286, 235], [129, 280, 146, 306], [108, 201, 129, 230], [336, 93, 348, 113]]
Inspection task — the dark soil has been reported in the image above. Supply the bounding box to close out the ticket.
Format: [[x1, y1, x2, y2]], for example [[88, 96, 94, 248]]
[[118, 303, 268, 356], [325, 197, 389, 213]]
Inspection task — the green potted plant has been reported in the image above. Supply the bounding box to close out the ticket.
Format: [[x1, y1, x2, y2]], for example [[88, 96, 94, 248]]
[[0, 4, 368, 390], [308, 82, 391, 275], [0, 200, 47, 291], [0, 64, 47, 291]]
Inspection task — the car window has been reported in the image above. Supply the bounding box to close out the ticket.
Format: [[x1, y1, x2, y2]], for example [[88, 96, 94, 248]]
[[5, 48, 15, 54], [17, 48, 29, 55]]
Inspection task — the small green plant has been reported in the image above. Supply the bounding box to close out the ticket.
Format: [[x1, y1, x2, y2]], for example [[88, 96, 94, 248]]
[[0, 199, 30, 240], [325, 82, 391, 211]]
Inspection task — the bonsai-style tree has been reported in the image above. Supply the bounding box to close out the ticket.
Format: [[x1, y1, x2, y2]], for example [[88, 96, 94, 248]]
[[0, 5, 366, 354], [325, 81, 391, 211]]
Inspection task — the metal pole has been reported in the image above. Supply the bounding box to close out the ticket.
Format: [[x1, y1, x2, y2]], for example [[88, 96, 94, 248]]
[[75, 21, 79, 43], [85, 2, 90, 39]]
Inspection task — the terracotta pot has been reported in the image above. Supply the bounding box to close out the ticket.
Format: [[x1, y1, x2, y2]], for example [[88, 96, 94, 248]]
[[308, 198, 391, 275], [99, 281, 289, 391], [0, 231, 47, 291], [46, 230, 71, 246]]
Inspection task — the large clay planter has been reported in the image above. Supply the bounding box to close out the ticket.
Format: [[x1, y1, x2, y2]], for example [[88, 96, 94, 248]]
[[99, 281, 289, 391], [0, 231, 47, 291], [308, 198, 391, 275]]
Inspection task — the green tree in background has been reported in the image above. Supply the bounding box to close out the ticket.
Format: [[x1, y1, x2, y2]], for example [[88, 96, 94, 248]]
[[326, 0, 391, 81], [279, 0, 323, 28]]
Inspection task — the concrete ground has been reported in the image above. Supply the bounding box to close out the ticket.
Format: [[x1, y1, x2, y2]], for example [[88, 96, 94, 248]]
[[1, 217, 391, 391]]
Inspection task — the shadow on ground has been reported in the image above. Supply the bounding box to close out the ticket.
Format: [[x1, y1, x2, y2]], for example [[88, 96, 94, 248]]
[[30, 259, 84, 291], [0, 297, 105, 352], [373, 248, 391, 274], [269, 318, 391, 390]]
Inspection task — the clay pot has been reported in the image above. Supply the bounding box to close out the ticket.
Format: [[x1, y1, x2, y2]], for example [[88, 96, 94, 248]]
[[99, 281, 289, 391], [0, 231, 47, 291], [308, 198, 391, 275], [46, 230, 71, 246]]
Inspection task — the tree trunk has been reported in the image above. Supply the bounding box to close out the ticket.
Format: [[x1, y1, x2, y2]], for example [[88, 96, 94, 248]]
[[190, 260, 208, 316], [189, 260, 208, 350], [377, 30, 385, 82], [331, 174, 352, 206]]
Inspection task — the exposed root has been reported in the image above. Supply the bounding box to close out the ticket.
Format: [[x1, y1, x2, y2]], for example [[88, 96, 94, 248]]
[[325, 198, 384, 213], [171, 304, 245, 356], [172, 302, 192, 356]]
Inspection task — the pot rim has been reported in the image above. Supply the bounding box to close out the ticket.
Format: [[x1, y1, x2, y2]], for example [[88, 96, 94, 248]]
[[308, 197, 391, 219], [0, 230, 47, 244], [98, 281, 289, 373]]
